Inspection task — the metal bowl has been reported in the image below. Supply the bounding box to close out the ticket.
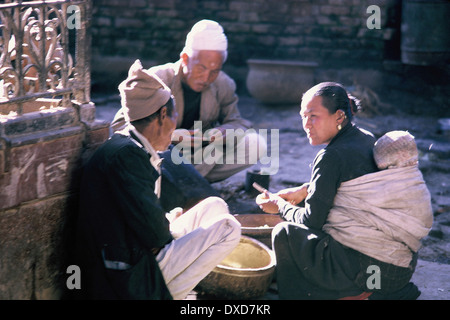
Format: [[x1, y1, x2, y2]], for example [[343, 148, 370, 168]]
[[196, 236, 276, 299], [234, 213, 284, 248]]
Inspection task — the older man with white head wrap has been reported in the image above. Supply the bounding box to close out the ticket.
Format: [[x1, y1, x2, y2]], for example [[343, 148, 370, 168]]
[[182, 19, 228, 61], [113, 19, 267, 182]]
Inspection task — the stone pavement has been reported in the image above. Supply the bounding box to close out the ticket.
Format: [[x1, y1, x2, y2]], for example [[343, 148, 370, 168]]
[[93, 92, 450, 300]]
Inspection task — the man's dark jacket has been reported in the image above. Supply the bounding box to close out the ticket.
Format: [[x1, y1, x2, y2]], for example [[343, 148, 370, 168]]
[[76, 131, 173, 299]]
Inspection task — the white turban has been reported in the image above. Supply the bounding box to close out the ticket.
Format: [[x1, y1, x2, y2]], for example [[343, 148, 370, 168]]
[[184, 19, 228, 52]]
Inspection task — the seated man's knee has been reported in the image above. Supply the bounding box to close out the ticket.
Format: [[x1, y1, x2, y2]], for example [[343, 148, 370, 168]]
[[226, 218, 241, 245], [254, 133, 268, 156], [234, 132, 267, 164], [208, 197, 240, 238], [245, 132, 267, 156], [209, 206, 241, 245], [201, 196, 228, 212], [199, 196, 239, 225]]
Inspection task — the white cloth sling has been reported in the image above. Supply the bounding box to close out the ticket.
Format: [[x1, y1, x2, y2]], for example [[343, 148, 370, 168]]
[[323, 165, 433, 268]]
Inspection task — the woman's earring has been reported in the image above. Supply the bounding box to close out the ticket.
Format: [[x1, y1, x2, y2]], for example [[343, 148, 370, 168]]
[[337, 124, 342, 131]]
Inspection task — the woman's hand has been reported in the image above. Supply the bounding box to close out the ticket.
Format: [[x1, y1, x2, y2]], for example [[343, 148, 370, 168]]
[[255, 184, 308, 214], [256, 192, 279, 214], [275, 183, 309, 205], [256, 192, 285, 214]]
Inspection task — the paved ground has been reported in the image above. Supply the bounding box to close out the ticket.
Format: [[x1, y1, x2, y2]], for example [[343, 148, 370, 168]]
[[93, 92, 450, 300]]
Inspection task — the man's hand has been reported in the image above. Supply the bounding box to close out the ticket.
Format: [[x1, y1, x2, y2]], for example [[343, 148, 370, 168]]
[[171, 129, 204, 147], [166, 207, 184, 223], [171, 128, 226, 146], [204, 127, 226, 143]]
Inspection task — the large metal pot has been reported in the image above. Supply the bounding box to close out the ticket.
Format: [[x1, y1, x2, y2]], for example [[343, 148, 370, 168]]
[[246, 59, 318, 105], [234, 213, 284, 249], [196, 236, 276, 299]]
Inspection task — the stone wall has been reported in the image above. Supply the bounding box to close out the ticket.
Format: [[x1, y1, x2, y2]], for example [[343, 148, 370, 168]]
[[92, 0, 399, 66], [0, 100, 109, 299], [89, 0, 407, 108], [90, 0, 449, 117]]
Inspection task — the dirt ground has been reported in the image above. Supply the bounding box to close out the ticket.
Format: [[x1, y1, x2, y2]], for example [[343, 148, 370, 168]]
[[93, 92, 450, 300]]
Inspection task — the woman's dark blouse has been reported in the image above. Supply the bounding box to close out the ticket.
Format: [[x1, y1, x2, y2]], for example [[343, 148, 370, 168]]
[[280, 122, 378, 228], [275, 122, 419, 298]]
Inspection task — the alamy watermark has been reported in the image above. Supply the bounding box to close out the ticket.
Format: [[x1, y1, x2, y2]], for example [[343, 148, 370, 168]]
[[170, 121, 280, 175], [366, 5, 381, 30], [67, 5, 81, 30], [66, 265, 81, 290], [366, 265, 381, 290]]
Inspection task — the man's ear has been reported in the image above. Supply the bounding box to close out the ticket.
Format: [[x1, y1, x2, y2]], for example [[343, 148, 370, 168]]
[[180, 53, 189, 66], [158, 106, 167, 125]]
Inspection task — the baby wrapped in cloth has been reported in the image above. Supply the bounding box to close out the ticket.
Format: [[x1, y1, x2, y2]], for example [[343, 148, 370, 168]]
[[323, 131, 433, 268]]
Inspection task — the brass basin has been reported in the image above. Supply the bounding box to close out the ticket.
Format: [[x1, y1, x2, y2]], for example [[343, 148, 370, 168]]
[[196, 236, 276, 299], [234, 214, 284, 248]]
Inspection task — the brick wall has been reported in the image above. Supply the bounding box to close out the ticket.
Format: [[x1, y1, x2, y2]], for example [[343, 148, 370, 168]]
[[90, 0, 449, 116], [91, 0, 399, 67]]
